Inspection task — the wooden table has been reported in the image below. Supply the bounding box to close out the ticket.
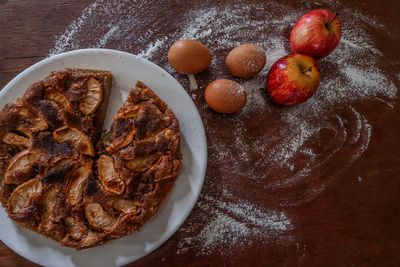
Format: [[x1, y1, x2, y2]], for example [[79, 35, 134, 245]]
[[1, 0, 399, 266]]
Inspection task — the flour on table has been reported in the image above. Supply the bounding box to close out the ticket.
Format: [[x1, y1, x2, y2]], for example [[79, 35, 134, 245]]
[[177, 192, 293, 255], [48, 0, 100, 56], [96, 25, 119, 47], [49, 0, 146, 57], [137, 38, 167, 59], [48, 0, 398, 254]]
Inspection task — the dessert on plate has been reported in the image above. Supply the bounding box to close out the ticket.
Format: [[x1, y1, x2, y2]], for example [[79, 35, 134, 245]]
[[0, 68, 182, 249]]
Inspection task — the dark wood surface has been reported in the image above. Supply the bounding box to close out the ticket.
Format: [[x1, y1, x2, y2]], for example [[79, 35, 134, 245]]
[[1, 0, 400, 266]]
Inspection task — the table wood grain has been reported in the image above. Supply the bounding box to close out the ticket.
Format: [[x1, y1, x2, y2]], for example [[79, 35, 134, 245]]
[[1, 0, 399, 266]]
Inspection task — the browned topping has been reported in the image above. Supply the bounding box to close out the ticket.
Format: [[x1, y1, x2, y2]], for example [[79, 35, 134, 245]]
[[41, 158, 76, 183], [53, 126, 94, 156], [15, 104, 48, 134], [133, 103, 169, 140], [29, 132, 74, 158], [21, 81, 45, 107], [118, 127, 179, 160], [151, 153, 182, 182], [44, 87, 73, 112], [106, 118, 135, 154], [63, 111, 93, 134], [0, 71, 181, 250], [37, 100, 64, 129], [105, 104, 144, 154], [129, 81, 167, 112]]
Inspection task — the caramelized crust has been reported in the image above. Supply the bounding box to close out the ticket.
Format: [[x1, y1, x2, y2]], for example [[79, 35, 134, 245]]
[[0, 69, 112, 248], [0, 71, 182, 250]]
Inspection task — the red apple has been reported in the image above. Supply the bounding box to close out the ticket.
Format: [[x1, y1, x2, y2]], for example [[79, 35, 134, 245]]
[[266, 53, 320, 105], [290, 9, 341, 59]]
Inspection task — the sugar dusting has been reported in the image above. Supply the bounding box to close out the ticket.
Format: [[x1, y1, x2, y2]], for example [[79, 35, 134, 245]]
[[48, 0, 100, 56], [177, 192, 293, 255], [137, 38, 167, 59], [48, 0, 146, 56], [48, 0, 398, 256]]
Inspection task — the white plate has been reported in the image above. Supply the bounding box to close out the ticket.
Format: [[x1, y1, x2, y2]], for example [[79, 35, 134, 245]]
[[0, 49, 207, 267]]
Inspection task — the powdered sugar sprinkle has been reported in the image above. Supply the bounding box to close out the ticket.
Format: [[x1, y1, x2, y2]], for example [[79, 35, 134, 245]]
[[177, 192, 293, 255]]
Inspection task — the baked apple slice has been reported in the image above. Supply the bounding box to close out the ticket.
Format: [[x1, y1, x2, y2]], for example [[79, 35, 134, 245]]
[[125, 153, 160, 172], [105, 105, 143, 154], [53, 126, 94, 156], [67, 162, 92, 206], [41, 185, 58, 224], [2, 132, 29, 146], [44, 87, 73, 112], [113, 198, 140, 214], [79, 231, 104, 248], [4, 150, 41, 184], [64, 217, 86, 240], [97, 155, 125, 195], [15, 104, 48, 134], [84, 202, 116, 231], [80, 77, 103, 115], [8, 179, 43, 214]]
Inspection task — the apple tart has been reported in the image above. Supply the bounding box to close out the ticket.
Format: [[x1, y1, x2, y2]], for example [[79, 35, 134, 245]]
[[0, 69, 182, 249]]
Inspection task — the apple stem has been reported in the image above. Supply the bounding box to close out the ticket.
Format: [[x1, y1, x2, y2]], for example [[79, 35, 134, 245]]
[[327, 13, 338, 26], [302, 67, 312, 74]]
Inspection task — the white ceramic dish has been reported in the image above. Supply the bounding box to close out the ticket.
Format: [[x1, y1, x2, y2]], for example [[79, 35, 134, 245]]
[[0, 49, 207, 267]]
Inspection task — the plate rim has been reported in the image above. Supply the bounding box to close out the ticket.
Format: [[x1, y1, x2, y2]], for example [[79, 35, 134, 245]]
[[0, 48, 208, 266]]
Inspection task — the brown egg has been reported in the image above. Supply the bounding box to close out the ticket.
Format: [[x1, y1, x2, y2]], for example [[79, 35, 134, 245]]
[[168, 40, 212, 74], [205, 79, 247, 114], [226, 43, 266, 78]]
